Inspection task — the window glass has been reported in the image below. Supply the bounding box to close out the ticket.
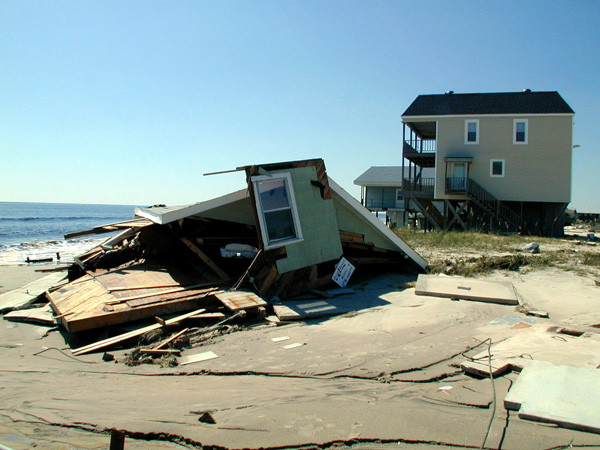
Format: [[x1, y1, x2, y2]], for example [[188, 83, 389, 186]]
[[254, 174, 302, 247], [467, 122, 477, 142], [257, 179, 290, 211], [264, 209, 295, 241], [492, 161, 503, 176], [515, 121, 526, 142]]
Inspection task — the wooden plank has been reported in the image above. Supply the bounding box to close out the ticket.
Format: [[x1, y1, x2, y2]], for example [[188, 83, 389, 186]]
[[213, 290, 267, 312], [154, 328, 189, 350], [72, 308, 207, 355], [109, 283, 182, 292], [125, 289, 218, 308], [181, 237, 229, 279], [105, 284, 219, 305], [339, 230, 365, 243]]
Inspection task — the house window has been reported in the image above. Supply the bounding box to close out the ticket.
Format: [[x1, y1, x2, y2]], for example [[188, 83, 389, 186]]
[[490, 159, 505, 177], [513, 119, 528, 144], [396, 188, 403, 201], [252, 173, 303, 248], [465, 120, 479, 144]]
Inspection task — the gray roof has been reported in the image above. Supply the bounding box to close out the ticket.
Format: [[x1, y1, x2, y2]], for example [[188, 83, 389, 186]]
[[402, 91, 574, 117], [354, 166, 435, 187]]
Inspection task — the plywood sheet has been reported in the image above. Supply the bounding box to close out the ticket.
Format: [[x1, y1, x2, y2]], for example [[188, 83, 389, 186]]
[[3, 304, 56, 326], [504, 360, 600, 434], [415, 274, 518, 305], [213, 290, 266, 311], [0, 273, 67, 313]]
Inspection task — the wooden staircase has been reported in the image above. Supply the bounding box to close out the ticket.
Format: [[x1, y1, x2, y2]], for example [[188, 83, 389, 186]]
[[407, 194, 445, 231], [466, 178, 522, 231]]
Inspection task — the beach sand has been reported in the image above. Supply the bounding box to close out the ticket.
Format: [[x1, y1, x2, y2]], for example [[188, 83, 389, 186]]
[[1, 264, 599, 448], [0, 263, 67, 295]]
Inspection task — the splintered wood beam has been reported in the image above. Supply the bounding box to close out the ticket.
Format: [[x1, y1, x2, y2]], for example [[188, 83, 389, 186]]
[[154, 327, 189, 350], [180, 237, 229, 280], [71, 307, 207, 356]]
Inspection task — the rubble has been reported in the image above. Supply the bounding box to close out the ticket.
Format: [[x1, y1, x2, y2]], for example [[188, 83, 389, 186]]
[[6, 159, 426, 361]]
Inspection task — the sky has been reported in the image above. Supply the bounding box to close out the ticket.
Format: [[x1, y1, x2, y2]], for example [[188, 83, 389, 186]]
[[1, 1, 599, 211]]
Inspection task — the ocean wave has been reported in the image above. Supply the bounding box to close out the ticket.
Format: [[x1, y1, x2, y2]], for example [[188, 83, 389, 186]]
[[0, 216, 128, 222], [0, 237, 105, 265]]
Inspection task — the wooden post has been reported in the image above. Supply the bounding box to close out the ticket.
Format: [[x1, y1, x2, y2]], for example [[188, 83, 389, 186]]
[[109, 430, 125, 450]]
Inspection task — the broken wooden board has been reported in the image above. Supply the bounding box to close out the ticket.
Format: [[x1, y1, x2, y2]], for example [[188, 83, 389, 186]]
[[48, 267, 219, 333], [213, 290, 266, 312], [72, 307, 207, 355], [0, 272, 67, 314], [3, 304, 56, 326], [504, 360, 600, 434], [415, 274, 519, 305]]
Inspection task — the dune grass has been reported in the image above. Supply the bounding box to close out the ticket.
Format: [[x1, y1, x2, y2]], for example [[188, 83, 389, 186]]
[[394, 229, 600, 277]]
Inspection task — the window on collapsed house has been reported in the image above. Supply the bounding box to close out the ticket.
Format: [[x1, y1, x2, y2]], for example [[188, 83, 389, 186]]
[[465, 120, 479, 144], [252, 173, 303, 249], [490, 159, 505, 177], [514, 119, 528, 144]]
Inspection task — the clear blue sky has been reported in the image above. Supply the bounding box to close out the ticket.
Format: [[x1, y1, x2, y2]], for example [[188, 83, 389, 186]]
[[2, 1, 599, 211]]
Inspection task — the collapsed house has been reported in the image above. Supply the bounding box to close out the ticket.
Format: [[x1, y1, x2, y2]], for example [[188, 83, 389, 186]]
[[46, 159, 426, 350]]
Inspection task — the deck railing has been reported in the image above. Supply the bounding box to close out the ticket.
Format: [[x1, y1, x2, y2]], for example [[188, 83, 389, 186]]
[[403, 139, 436, 154], [465, 178, 522, 229], [402, 177, 435, 192], [445, 177, 468, 193]]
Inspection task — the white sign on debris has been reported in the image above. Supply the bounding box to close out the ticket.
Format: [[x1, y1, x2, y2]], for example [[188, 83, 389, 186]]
[[332, 257, 355, 288]]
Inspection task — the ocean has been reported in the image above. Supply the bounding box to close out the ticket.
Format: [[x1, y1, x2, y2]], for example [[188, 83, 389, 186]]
[[0, 202, 138, 265]]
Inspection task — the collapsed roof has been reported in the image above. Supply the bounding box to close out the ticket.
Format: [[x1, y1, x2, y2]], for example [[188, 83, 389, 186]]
[[50, 159, 426, 335]]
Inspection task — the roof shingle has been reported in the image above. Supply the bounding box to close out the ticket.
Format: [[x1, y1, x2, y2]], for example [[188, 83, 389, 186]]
[[402, 91, 574, 116]]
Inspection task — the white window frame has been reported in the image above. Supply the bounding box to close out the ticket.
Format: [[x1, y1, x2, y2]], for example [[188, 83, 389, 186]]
[[490, 159, 505, 178], [465, 119, 479, 145], [513, 119, 528, 145], [251, 172, 303, 249]]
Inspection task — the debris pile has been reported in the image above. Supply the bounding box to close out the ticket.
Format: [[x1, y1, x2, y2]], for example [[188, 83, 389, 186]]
[[1, 159, 426, 361]]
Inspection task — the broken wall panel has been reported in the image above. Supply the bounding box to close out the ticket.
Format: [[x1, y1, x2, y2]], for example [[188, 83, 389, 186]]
[[48, 266, 223, 333]]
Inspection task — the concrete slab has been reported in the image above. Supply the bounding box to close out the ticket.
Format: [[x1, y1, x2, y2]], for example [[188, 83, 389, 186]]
[[504, 360, 600, 434], [0, 273, 67, 313], [469, 323, 600, 375], [415, 275, 519, 305]]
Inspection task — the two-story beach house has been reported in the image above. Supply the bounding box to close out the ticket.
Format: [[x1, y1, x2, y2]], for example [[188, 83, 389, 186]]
[[398, 90, 574, 236]]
